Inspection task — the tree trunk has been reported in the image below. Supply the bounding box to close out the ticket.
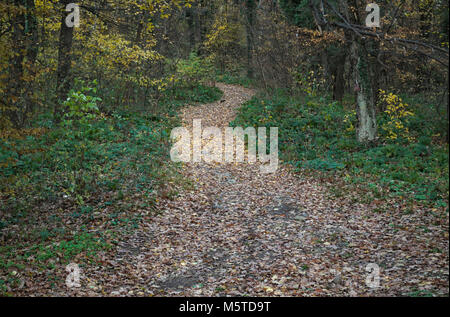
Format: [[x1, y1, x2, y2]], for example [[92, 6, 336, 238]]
[[23, 0, 39, 125], [186, 7, 196, 52], [350, 39, 377, 143], [332, 60, 345, 102], [56, 0, 75, 119], [341, 0, 378, 143], [7, 0, 38, 127], [244, 0, 256, 79], [329, 47, 346, 102]]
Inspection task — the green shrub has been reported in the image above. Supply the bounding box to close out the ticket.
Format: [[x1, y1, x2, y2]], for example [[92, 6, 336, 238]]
[[176, 53, 214, 88], [63, 79, 102, 125]]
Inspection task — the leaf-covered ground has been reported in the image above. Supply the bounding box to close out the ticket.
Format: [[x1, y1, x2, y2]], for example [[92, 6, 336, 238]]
[[8, 84, 449, 296]]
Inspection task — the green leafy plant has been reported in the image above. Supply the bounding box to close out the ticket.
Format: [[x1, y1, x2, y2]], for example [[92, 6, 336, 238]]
[[63, 80, 102, 125]]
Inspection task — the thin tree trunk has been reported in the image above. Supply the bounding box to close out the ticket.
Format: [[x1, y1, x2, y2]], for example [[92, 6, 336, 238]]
[[23, 0, 39, 125], [333, 58, 345, 102], [244, 0, 256, 79], [7, 0, 38, 127], [186, 6, 196, 52], [55, 0, 75, 119]]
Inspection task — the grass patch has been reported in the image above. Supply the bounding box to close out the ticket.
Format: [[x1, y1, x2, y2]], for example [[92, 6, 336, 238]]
[[231, 90, 449, 209]]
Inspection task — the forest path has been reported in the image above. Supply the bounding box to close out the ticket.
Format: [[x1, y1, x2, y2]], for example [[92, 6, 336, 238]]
[[76, 84, 447, 297]]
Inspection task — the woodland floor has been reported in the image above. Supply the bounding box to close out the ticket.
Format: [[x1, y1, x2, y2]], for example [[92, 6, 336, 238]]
[[33, 84, 448, 296]]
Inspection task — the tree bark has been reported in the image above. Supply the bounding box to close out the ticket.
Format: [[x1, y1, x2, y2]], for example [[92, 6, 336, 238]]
[[244, 0, 256, 79], [55, 0, 75, 119], [7, 0, 38, 127], [332, 58, 345, 102], [350, 38, 377, 143], [186, 6, 196, 52], [343, 0, 378, 143]]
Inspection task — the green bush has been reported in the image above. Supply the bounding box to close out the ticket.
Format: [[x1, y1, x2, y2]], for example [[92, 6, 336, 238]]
[[63, 80, 102, 125], [176, 53, 214, 88]]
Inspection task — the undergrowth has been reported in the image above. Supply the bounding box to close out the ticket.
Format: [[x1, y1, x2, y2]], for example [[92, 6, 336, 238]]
[[0, 83, 222, 295], [231, 89, 449, 210]]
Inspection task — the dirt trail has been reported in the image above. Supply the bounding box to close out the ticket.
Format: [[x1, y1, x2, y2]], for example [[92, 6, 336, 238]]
[[73, 83, 448, 296]]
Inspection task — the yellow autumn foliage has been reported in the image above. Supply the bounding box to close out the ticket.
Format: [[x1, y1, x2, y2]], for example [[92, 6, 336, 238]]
[[378, 90, 415, 142]]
